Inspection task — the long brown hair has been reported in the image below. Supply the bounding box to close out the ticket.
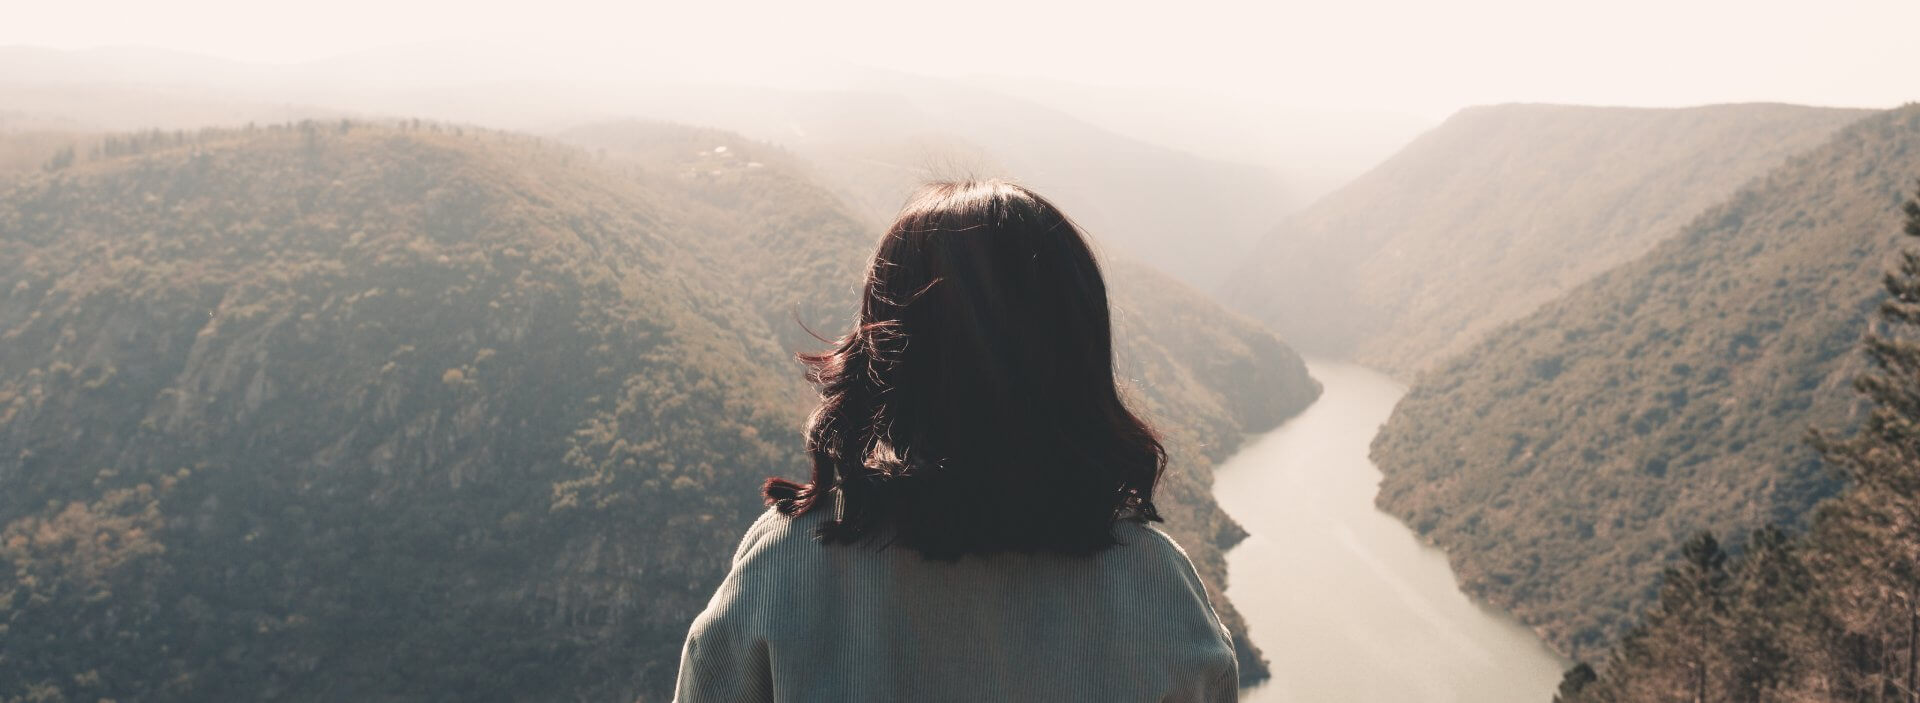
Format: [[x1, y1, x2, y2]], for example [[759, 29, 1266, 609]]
[[764, 180, 1165, 559]]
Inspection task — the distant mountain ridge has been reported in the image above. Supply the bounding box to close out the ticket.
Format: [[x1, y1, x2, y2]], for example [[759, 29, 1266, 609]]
[[0, 45, 1305, 291], [1225, 102, 1870, 377], [1369, 104, 1920, 656]]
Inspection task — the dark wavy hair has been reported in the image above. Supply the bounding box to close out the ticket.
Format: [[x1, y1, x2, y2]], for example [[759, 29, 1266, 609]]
[[764, 179, 1166, 560]]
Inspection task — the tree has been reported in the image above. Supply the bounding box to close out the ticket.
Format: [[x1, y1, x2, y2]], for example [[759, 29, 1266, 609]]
[[1671, 531, 1730, 703], [1586, 531, 1731, 703], [1555, 662, 1598, 702], [1724, 525, 1816, 700], [42, 145, 74, 172], [1809, 180, 1920, 703]]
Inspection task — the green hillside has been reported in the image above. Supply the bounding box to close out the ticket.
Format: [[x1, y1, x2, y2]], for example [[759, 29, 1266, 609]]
[[0, 121, 1321, 701], [1225, 103, 1868, 377], [1369, 105, 1920, 657]]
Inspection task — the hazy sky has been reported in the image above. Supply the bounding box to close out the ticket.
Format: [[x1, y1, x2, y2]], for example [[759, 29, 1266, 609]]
[[7, 0, 1916, 119]]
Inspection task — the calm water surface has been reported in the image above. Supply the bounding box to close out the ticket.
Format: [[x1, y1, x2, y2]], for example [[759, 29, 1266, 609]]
[[1215, 361, 1567, 702]]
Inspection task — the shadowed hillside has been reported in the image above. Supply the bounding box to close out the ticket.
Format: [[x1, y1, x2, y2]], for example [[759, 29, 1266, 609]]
[[1370, 104, 1920, 657], [1226, 103, 1869, 377]]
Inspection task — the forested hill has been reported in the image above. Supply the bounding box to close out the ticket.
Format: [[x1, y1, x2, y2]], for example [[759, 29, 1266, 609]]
[[0, 121, 1320, 701], [1369, 104, 1920, 658], [0, 123, 811, 701], [559, 119, 1324, 683], [1224, 103, 1868, 377], [1559, 182, 1920, 703]]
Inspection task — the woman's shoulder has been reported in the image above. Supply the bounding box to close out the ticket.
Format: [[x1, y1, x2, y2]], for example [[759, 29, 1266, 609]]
[[735, 510, 1199, 566], [1109, 519, 1203, 569], [1108, 521, 1238, 652], [729, 505, 824, 565], [729, 507, 1204, 587]]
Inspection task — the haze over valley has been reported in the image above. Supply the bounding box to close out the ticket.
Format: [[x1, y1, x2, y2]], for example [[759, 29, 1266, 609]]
[[4, 3, 1919, 701]]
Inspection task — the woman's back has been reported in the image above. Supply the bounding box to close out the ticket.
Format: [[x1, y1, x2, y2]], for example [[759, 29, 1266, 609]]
[[674, 505, 1239, 702], [674, 180, 1236, 700]]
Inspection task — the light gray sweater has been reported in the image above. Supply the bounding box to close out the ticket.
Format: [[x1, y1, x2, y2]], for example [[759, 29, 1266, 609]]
[[673, 506, 1240, 702]]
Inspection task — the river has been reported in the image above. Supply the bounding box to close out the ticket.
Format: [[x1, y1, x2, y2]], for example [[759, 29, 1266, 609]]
[[1214, 361, 1568, 702]]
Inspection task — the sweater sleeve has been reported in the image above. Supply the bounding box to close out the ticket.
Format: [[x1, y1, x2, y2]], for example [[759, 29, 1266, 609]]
[[672, 605, 773, 703], [1140, 524, 1242, 703], [1195, 654, 1241, 703], [672, 512, 781, 703]]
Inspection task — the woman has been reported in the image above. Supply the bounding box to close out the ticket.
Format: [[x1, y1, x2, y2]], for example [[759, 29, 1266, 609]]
[[674, 180, 1239, 702]]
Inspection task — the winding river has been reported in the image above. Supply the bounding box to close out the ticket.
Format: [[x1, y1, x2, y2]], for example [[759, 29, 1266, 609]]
[[1215, 361, 1568, 702]]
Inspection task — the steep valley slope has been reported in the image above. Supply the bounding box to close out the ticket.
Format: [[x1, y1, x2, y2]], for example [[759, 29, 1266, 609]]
[[1369, 104, 1920, 657]]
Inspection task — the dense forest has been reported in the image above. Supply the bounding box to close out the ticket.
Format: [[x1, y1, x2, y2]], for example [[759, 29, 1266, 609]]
[[0, 123, 811, 701], [0, 121, 1320, 701], [1370, 105, 1920, 662], [1224, 103, 1867, 376], [1557, 183, 1920, 703]]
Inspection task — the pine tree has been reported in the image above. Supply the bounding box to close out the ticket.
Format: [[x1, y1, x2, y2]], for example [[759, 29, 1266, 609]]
[[1672, 532, 1730, 703], [1592, 531, 1731, 702], [1809, 180, 1920, 703], [1725, 525, 1816, 700]]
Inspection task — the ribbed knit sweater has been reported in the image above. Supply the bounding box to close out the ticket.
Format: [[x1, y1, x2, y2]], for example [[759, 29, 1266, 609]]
[[672, 505, 1240, 702]]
